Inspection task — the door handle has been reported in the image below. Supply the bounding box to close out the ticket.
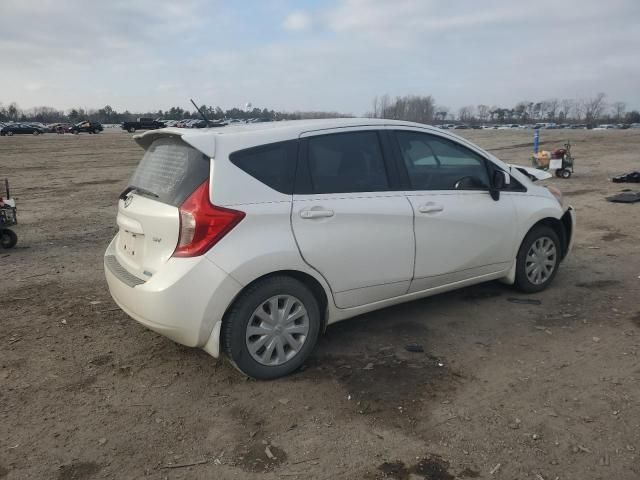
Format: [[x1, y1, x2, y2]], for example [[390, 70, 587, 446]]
[[300, 209, 335, 219], [418, 203, 444, 214]]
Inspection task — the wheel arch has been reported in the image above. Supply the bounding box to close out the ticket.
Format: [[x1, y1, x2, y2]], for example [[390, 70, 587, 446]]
[[525, 216, 569, 260], [204, 269, 330, 360], [222, 269, 330, 333]]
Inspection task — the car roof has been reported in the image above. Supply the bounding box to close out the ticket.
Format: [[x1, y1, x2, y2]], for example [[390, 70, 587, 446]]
[[133, 117, 506, 169], [142, 118, 442, 139]]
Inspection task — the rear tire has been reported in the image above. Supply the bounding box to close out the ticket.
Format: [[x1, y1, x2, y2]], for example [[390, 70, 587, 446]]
[[128, 127, 136, 133], [223, 276, 321, 379], [561, 169, 572, 179], [514, 225, 561, 293], [7, 131, 14, 136], [0, 229, 17, 249], [33, 130, 40, 136]]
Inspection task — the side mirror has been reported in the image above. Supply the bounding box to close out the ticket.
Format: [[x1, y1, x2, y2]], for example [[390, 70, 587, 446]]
[[490, 170, 510, 201]]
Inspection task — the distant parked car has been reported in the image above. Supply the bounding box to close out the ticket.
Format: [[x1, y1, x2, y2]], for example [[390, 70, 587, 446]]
[[0, 123, 46, 136], [48, 123, 72, 134], [453, 125, 469, 129], [593, 124, 615, 130], [70, 121, 103, 134], [122, 118, 165, 133]]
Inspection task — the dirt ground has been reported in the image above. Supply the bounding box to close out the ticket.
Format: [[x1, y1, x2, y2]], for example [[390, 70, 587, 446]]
[[1, 127, 639, 480]]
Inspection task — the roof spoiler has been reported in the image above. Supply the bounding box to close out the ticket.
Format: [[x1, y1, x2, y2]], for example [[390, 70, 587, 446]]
[[133, 129, 216, 158]]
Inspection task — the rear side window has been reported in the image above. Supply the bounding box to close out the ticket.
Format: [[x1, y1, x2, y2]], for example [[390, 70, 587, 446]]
[[230, 140, 297, 194], [128, 137, 209, 206], [307, 131, 389, 194]]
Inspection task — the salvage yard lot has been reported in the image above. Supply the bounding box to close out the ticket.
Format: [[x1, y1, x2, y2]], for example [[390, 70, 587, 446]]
[[1, 129, 640, 480]]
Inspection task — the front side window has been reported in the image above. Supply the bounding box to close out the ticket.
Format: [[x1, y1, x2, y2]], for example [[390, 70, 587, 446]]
[[307, 131, 389, 194], [395, 131, 490, 190]]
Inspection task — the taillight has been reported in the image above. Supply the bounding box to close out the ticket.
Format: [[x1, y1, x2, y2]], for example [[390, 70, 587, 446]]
[[173, 180, 245, 257]]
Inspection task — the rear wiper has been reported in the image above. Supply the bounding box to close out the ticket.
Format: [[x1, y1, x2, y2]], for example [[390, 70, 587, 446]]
[[119, 185, 159, 200]]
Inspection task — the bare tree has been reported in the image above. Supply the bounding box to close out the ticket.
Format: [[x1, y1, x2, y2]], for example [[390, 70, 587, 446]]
[[477, 104, 490, 123], [371, 94, 436, 123], [559, 99, 574, 122], [582, 92, 606, 125], [544, 98, 559, 122], [611, 101, 626, 122], [458, 105, 475, 123]]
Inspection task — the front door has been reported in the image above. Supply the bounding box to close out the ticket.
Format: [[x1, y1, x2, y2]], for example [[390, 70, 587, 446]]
[[391, 129, 516, 292]]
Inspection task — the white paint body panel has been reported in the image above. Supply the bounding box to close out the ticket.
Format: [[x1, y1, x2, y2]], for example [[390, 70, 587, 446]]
[[291, 192, 414, 308], [406, 190, 516, 292], [115, 195, 180, 279], [106, 119, 575, 359]]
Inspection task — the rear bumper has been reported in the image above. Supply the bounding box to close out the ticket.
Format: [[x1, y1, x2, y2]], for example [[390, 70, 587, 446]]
[[104, 238, 242, 350]]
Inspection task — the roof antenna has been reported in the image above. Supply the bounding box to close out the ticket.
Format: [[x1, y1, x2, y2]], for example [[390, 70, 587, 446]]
[[190, 98, 210, 126]]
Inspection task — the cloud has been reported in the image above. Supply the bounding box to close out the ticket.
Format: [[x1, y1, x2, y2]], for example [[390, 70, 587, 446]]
[[283, 11, 312, 31], [0, 0, 639, 114]]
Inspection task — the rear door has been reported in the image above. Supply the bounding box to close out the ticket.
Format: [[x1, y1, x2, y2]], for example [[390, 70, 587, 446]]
[[114, 136, 210, 280], [390, 129, 516, 292], [291, 129, 415, 309]]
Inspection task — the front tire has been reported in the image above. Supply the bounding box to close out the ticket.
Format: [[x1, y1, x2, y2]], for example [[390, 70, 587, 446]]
[[223, 276, 321, 379], [514, 225, 561, 293], [561, 169, 572, 179], [0, 229, 17, 249], [128, 127, 136, 133]]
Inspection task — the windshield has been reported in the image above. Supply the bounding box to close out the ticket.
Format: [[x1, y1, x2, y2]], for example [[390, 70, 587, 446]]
[[128, 137, 210, 206]]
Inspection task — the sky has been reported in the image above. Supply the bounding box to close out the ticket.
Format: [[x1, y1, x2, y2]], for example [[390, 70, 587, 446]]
[[1, 0, 639, 115]]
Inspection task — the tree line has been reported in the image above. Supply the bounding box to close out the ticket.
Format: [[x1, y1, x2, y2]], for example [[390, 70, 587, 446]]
[[0, 102, 350, 124], [369, 92, 639, 125], [1, 93, 638, 125]]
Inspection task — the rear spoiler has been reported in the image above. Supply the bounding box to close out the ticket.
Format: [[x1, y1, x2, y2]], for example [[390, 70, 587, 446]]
[[133, 128, 216, 158]]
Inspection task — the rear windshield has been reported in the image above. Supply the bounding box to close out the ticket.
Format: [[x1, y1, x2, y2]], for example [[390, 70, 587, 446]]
[[128, 137, 210, 206]]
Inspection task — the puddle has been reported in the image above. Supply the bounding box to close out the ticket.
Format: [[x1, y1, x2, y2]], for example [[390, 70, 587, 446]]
[[57, 462, 101, 480], [601, 231, 628, 241], [235, 442, 286, 473], [377, 455, 454, 480], [89, 354, 113, 366], [301, 350, 459, 424]]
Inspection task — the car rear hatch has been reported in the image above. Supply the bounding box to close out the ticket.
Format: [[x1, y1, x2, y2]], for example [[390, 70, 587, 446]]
[[112, 133, 212, 281]]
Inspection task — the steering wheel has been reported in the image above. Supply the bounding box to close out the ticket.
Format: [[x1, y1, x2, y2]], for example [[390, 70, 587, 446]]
[[454, 176, 477, 190]]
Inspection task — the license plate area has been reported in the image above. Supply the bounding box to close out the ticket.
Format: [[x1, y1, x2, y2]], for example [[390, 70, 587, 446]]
[[119, 230, 145, 260]]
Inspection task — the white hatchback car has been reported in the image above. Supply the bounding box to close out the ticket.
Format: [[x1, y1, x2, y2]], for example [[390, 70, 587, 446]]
[[105, 119, 575, 379]]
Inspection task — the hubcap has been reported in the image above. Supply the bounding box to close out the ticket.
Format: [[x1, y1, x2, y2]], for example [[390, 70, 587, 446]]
[[245, 295, 309, 366], [525, 236, 557, 285]]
